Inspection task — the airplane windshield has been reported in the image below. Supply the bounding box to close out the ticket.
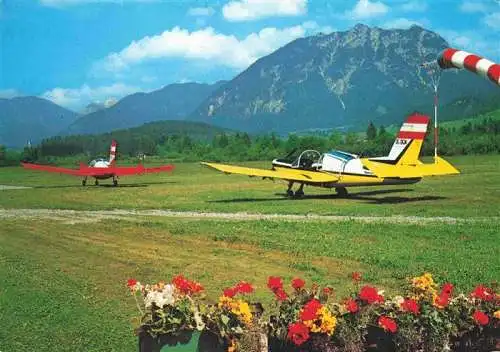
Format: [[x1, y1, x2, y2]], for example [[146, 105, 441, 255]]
[[327, 150, 356, 161]]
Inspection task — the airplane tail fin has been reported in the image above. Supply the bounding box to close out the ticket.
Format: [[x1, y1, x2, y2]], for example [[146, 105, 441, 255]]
[[370, 113, 429, 166], [363, 113, 460, 178], [109, 140, 117, 165]]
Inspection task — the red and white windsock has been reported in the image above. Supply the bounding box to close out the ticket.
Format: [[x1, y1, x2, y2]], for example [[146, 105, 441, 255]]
[[109, 140, 117, 165], [438, 48, 500, 87]]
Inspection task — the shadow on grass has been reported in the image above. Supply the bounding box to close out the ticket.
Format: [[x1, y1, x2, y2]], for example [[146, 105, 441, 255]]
[[32, 181, 177, 189], [208, 188, 447, 204]]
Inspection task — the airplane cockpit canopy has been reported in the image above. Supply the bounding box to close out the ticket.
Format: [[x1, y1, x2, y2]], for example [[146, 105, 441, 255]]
[[326, 150, 358, 162], [88, 158, 108, 167]]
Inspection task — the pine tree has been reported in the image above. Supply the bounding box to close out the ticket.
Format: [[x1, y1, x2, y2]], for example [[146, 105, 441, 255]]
[[366, 121, 377, 140]]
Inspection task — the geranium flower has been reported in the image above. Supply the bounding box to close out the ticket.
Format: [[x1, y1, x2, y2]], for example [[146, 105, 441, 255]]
[[473, 311, 489, 326], [323, 287, 333, 296], [172, 274, 204, 295], [401, 298, 420, 315], [494, 310, 500, 319], [346, 298, 359, 313], [235, 281, 254, 294], [300, 299, 322, 321], [287, 322, 310, 346], [223, 287, 237, 298], [291, 278, 305, 290], [127, 278, 137, 288], [351, 272, 362, 282], [359, 285, 384, 304], [471, 285, 494, 301], [267, 276, 283, 291], [378, 316, 397, 333], [275, 288, 288, 301]]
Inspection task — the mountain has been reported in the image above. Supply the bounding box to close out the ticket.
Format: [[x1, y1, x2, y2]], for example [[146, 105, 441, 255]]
[[190, 24, 498, 133], [65, 81, 226, 136], [0, 96, 79, 148]]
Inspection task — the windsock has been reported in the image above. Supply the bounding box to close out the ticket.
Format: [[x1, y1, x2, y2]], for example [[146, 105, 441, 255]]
[[438, 48, 500, 87]]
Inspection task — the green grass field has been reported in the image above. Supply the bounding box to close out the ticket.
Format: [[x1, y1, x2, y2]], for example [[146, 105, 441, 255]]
[[0, 154, 499, 351]]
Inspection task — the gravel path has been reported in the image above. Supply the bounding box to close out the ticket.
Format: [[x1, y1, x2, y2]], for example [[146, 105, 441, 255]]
[[0, 208, 495, 225]]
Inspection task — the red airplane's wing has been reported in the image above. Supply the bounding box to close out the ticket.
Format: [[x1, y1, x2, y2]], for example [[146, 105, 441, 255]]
[[21, 162, 85, 176], [109, 164, 175, 176]]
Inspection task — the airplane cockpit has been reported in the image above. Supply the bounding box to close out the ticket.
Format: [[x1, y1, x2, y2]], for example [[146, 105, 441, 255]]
[[272, 149, 373, 175], [88, 158, 110, 168]]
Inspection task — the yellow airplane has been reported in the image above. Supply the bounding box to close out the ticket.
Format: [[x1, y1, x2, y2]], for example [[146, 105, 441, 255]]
[[202, 113, 460, 197]]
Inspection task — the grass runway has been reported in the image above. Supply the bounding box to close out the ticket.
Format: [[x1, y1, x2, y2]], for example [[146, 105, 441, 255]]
[[0, 154, 499, 351]]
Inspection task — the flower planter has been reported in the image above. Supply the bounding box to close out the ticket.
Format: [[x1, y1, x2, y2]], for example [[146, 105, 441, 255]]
[[138, 330, 225, 352]]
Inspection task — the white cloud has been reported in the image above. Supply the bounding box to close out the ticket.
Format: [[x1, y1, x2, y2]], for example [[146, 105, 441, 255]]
[[222, 0, 307, 22], [40, 0, 157, 7], [382, 17, 428, 29], [347, 0, 389, 20], [188, 7, 215, 17], [0, 89, 22, 99], [459, 1, 488, 13], [97, 23, 319, 73], [438, 29, 499, 61], [42, 83, 140, 110], [400, 1, 428, 12], [484, 12, 500, 30]]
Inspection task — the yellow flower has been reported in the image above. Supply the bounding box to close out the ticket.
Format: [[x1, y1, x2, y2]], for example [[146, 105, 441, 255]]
[[303, 307, 337, 336], [494, 310, 500, 319]]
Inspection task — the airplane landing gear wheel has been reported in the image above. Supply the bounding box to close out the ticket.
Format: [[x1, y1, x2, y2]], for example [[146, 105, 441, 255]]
[[286, 189, 294, 197], [82, 179, 86, 186], [113, 179, 118, 187], [295, 189, 305, 198], [95, 179, 99, 186], [336, 187, 348, 198]]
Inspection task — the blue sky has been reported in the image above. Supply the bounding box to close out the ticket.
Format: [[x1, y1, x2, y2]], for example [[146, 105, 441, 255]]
[[1, 0, 499, 111]]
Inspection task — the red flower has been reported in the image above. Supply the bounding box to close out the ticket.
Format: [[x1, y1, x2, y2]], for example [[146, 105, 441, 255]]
[[268, 276, 283, 292], [442, 283, 454, 295], [471, 285, 494, 301], [127, 278, 137, 288], [351, 272, 362, 282], [359, 285, 384, 304], [473, 311, 489, 326], [346, 298, 359, 313], [275, 288, 288, 301], [300, 299, 322, 321], [401, 299, 420, 315], [172, 274, 204, 295], [223, 287, 237, 298], [235, 281, 254, 294], [322, 287, 333, 296], [291, 278, 305, 290], [378, 316, 398, 333], [287, 322, 310, 346]]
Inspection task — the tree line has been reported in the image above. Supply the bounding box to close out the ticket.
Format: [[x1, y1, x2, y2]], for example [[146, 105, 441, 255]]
[[1, 117, 499, 166]]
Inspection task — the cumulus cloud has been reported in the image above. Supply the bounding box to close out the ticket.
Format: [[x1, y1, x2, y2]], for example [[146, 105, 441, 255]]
[[42, 83, 140, 110], [97, 23, 321, 73], [188, 7, 215, 17], [347, 0, 389, 20], [484, 12, 500, 30], [459, 1, 488, 13], [222, 0, 307, 22], [400, 1, 428, 12]]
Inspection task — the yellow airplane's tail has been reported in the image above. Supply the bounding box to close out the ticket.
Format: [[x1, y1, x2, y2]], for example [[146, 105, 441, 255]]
[[362, 113, 460, 178]]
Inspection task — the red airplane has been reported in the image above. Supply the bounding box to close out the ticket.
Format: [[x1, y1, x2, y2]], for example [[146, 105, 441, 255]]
[[21, 140, 175, 186]]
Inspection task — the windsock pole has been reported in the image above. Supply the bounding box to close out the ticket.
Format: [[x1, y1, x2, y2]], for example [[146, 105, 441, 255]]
[[434, 84, 438, 162]]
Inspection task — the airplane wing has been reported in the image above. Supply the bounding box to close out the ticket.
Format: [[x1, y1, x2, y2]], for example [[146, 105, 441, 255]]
[[21, 162, 85, 176], [109, 164, 175, 176], [201, 162, 339, 183], [361, 156, 460, 178]]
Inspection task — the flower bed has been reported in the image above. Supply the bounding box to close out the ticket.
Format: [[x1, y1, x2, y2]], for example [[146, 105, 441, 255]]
[[128, 273, 499, 352]]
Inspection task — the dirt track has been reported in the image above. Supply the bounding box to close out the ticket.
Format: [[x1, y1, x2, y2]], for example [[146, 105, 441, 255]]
[[0, 208, 495, 225]]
